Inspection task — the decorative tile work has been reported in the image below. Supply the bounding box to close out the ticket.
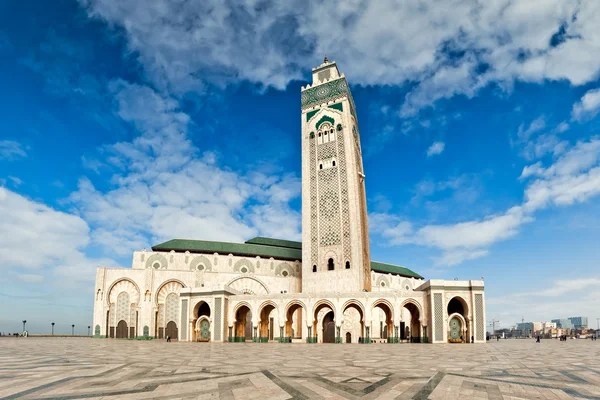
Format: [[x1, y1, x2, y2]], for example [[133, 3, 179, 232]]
[[475, 293, 484, 341], [214, 297, 222, 341], [318, 167, 341, 246], [336, 127, 351, 263], [116, 292, 129, 324], [233, 258, 255, 273], [180, 299, 188, 341], [144, 253, 168, 270], [303, 78, 358, 121], [157, 304, 164, 328], [189, 255, 212, 271], [434, 293, 443, 342], [165, 293, 178, 324], [309, 138, 318, 269], [316, 115, 335, 130]]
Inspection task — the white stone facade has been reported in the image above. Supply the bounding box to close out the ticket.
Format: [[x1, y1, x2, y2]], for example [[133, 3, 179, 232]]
[[92, 60, 485, 344]]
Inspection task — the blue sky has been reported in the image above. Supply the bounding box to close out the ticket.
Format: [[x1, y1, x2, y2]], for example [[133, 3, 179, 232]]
[[2, 0, 600, 334]]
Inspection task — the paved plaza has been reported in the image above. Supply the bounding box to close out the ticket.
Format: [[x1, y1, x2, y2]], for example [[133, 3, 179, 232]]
[[0, 338, 599, 400]]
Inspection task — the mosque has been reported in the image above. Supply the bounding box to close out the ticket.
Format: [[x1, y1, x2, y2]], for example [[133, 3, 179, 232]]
[[92, 59, 485, 344]]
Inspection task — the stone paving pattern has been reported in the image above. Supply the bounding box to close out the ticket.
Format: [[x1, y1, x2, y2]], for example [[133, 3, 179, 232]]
[[0, 338, 599, 399]]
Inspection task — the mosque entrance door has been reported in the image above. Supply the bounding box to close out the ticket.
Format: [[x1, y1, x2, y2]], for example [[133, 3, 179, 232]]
[[165, 321, 178, 340], [345, 332, 351, 343], [323, 311, 335, 343], [449, 317, 461, 341], [116, 320, 128, 339], [200, 320, 210, 341]]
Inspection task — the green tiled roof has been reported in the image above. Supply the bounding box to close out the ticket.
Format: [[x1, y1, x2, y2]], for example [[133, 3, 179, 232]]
[[152, 237, 423, 279], [370, 261, 424, 279], [244, 237, 302, 250], [152, 239, 302, 261]]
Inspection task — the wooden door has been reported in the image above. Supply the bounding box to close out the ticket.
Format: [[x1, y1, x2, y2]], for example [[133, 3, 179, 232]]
[[323, 312, 335, 343], [165, 321, 178, 340], [345, 332, 351, 343], [116, 320, 128, 338]]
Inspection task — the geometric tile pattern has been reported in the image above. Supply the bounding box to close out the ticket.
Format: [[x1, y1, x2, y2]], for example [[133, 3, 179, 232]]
[[214, 297, 222, 342], [1, 338, 599, 399], [434, 293, 443, 342], [475, 293, 484, 341]]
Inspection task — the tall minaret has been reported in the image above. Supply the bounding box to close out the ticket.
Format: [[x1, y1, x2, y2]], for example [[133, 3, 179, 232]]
[[301, 58, 371, 293]]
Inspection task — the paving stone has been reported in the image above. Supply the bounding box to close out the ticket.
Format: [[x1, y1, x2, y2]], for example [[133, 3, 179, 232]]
[[0, 338, 599, 399]]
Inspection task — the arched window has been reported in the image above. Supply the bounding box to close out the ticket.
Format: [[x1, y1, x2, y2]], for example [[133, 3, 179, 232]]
[[345, 261, 350, 269], [328, 258, 334, 271], [318, 132, 322, 137], [332, 160, 336, 167], [312, 265, 317, 273]]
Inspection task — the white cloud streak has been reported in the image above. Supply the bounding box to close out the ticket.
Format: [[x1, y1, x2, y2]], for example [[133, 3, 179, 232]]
[[426, 141, 445, 157], [373, 137, 600, 266]]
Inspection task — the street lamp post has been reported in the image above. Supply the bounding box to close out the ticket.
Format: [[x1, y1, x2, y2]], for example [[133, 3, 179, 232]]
[[51, 322, 55, 335], [72, 325, 75, 336], [22, 320, 27, 332], [87, 326, 90, 336]]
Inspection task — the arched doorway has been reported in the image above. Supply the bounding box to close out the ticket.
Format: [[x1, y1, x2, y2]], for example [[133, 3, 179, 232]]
[[373, 301, 393, 341], [193, 301, 211, 342], [259, 303, 276, 341], [402, 301, 421, 342], [345, 332, 352, 343], [341, 302, 364, 344], [235, 305, 252, 341], [116, 320, 128, 338], [447, 297, 469, 343], [322, 311, 335, 343], [313, 301, 335, 343], [165, 321, 178, 340], [284, 302, 306, 341]]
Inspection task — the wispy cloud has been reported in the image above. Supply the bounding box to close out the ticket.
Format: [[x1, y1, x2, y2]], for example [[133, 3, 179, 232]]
[[0, 140, 27, 160], [426, 141, 445, 157], [373, 136, 600, 266], [572, 88, 600, 122]]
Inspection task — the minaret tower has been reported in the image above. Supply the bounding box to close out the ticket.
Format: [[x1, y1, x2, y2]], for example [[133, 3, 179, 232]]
[[301, 58, 371, 293]]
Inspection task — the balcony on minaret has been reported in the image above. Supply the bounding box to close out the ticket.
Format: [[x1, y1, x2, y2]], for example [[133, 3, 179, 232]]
[[311, 57, 341, 86]]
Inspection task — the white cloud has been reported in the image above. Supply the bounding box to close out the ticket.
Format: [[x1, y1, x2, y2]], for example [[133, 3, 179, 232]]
[[0, 140, 27, 160], [79, 0, 600, 114], [426, 141, 445, 157], [517, 116, 546, 140], [373, 137, 600, 266], [70, 81, 302, 257], [0, 187, 117, 282], [572, 88, 600, 121]]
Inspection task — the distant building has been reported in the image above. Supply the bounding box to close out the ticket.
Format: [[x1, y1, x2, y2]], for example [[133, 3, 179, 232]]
[[552, 319, 574, 329], [568, 316, 588, 329], [516, 322, 543, 337]]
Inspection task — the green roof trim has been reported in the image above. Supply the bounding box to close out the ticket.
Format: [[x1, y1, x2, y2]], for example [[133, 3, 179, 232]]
[[328, 102, 343, 112], [306, 109, 319, 122], [152, 239, 301, 261], [152, 237, 423, 279], [370, 261, 424, 279], [244, 237, 302, 250]]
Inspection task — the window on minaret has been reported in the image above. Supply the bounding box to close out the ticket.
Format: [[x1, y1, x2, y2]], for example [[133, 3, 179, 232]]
[[328, 258, 334, 271], [312, 265, 317, 273], [345, 261, 350, 269]]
